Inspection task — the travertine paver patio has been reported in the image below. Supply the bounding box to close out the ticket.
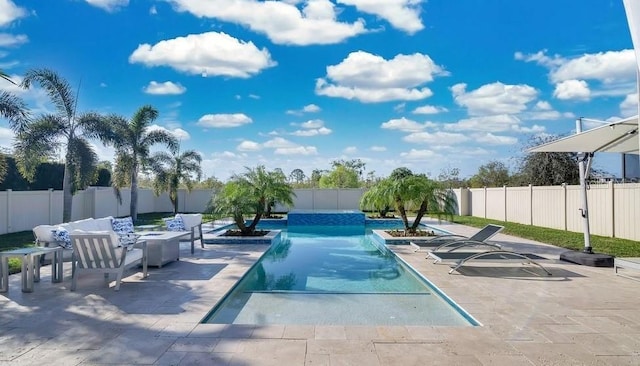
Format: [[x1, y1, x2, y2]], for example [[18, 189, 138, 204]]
[[0, 219, 638, 365]]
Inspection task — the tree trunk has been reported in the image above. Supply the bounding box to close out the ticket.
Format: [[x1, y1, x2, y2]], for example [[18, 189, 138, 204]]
[[410, 200, 429, 231], [234, 212, 247, 232], [130, 164, 138, 221], [171, 188, 178, 214], [62, 163, 73, 222], [395, 197, 409, 230]]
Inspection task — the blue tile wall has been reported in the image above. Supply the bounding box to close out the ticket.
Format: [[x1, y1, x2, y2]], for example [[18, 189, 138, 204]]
[[287, 211, 365, 226]]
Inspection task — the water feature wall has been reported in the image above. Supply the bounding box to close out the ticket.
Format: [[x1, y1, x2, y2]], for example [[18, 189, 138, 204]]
[[287, 210, 365, 226]]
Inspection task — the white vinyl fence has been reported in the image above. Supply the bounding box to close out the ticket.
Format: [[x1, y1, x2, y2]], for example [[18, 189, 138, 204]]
[[1, 184, 639, 241], [451, 182, 640, 241]]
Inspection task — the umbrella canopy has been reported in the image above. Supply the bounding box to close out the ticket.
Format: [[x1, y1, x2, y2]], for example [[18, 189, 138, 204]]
[[529, 116, 639, 155]]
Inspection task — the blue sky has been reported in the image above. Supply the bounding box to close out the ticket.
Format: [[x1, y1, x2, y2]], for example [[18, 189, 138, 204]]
[[0, 0, 637, 182]]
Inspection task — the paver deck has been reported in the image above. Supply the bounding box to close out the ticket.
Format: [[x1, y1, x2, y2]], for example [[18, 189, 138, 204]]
[[0, 219, 638, 365]]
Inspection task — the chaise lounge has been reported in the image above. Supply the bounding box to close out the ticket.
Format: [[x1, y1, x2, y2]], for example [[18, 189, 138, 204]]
[[410, 224, 504, 252]]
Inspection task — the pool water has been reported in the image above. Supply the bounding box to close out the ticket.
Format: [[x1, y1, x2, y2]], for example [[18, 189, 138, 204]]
[[202, 225, 478, 326]]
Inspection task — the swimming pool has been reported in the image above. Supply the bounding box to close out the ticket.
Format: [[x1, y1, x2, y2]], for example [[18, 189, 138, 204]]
[[202, 224, 478, 326]]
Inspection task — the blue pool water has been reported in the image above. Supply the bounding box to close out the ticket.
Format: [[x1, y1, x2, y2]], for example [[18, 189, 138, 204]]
[[202, 224, 478, 326]]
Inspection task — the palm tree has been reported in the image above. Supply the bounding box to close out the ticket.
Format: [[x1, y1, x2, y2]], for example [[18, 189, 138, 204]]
[[14, 68, 112, 222], [107, 105, 178, 221], [264, 168, 290, 218], [1, 70, 28, 183], [149, 147, 203, 214], [364, 168, 456, 233], [208, 165, 295, 235], [360, 179, 394, 218]]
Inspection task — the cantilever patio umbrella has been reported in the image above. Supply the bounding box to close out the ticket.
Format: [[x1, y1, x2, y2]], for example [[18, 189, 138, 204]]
[[529, 116, 639, 258]]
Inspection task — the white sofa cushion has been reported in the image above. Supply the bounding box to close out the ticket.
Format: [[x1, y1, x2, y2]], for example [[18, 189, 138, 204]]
[[93, 216, 114, 231], [65, 218, 96, 232], [33, 224, 59, 243], [177, 214, 201, 229]]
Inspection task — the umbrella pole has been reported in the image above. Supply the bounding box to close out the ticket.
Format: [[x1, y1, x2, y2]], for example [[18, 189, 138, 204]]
[[576, 118, 593, 254]]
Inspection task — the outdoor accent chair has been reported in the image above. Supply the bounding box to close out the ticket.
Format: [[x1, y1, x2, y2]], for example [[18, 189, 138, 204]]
[[163, 213, 204, 254], [427, 249, 552, 276], [69, 231, 147, 291], [410, 224, 504, 252]]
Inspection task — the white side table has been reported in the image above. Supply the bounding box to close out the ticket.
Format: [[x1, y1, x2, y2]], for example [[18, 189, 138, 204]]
[[0, 247, 64, 293]]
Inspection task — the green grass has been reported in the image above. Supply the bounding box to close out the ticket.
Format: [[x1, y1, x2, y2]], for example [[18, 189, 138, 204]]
[[449, 215, 640, 257]]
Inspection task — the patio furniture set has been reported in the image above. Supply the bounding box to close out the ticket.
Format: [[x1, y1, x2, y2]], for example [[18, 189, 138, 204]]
[[0, 213, 204, 293]]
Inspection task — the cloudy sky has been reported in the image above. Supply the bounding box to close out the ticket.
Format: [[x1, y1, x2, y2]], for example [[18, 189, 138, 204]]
[[0, 0, 636, 181]]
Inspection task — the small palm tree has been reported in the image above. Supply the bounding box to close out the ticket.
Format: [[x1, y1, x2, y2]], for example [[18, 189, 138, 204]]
[[14, 69, 112, 222], [360, 179, 394, 218], [107, 105, 178, 221], [149, 147, 203, 214], [365, 168, 456, 233], [208, 166, 295, 235]]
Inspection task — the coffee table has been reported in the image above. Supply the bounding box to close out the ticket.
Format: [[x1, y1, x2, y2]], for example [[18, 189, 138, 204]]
[[136, 231, 189, 267], [0, 246, 64, 293]]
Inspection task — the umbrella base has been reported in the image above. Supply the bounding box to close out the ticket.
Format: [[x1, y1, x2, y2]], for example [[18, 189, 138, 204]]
[[560, 250, 614, 267]]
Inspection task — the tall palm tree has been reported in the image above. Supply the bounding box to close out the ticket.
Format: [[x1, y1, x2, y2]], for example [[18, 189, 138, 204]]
[[107, 105, 178, 221], [14, 68, 112, 222], [1, 69, 28, 183], [149, 147, 203, 214], [208, 165, 295, 235]]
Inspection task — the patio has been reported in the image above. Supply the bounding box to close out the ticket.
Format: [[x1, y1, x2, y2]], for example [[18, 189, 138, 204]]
[[0, 219, 638, 365]]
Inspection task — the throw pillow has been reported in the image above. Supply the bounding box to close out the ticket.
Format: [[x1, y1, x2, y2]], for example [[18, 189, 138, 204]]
[[111, 217, 134, 234], [118, 233, 140, 250], [165, 217, 186, 231], [52, 227, 72, 249]]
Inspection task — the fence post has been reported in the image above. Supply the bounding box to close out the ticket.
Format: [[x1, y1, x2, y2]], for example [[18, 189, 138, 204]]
[[529, 184, 533, 225], [562, 183, 567, 231], [609, 181, 615, 238], [484, 186, 487, 218], [48, 188, 54, 224], [503, 185, 507, 222], [6, 189, 11, 233]]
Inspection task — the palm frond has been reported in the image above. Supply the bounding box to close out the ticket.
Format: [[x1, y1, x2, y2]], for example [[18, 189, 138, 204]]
[[0, 91, 29, 130], [142, 129, 178, 153], [77, 112, 116, 143], [21, 69, 76, 120], [131, 105, 159, 131], [0, 70, 16, 84], [67, 136, 98, 192]]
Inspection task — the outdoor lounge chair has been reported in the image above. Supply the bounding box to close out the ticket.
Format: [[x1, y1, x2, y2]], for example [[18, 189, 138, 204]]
[[69, 232, 147, 291], [410, 224, 504, 252], [163, 213, 204, 254], [427, 249, 552, 276]]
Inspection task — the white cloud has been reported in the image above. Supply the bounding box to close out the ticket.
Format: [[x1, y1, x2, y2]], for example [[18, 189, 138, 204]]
[[620, 93, 638, 117], [403, 131, 470, 144], [0, 126, 14, 148], [0, 33, 27, 47], [143, 81, 186, 95], [412, 104, 447, 114], [290, 119, 332, 136], [286, 103, 321, 115], [166, 0, 367, 45], [343, 146, 357, 154], [129, 31, 276, 78], [150, 5, 158, 14], [549, 50, 635, 84], [381, 117, 431, 132], [147, 124, 190, 141], [0, 0, 27, 27], [337, 0, 424, 34], [263, 137, 297, 148], [85, 0, 129, 12], [553, 79, 590, 100], [237, 140, 262, 151], [400, 148, 439, 160], [451, 82, 537, 116], [534, 101, 552, 110], [474, 132, 517, 145], [370, 145, 387, 152], [517, 49, 636, 100], [512, 124, 546, 133], [197, 113, 253, 128], [274, 146, 318, 155], [291, 126, 332, 137], [316, 51, 447, 103], [444, 114, 521, 133]]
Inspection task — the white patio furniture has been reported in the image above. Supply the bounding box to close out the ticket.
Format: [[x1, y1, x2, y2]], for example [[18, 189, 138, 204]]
[[69, 232, 147, 291]]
